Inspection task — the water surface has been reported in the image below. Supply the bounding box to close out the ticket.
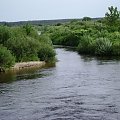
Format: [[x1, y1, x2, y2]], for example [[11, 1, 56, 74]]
[[0, 48, 120, 120]]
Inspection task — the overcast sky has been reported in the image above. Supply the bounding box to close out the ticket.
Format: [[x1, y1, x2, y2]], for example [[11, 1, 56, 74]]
[[0, 0, 119, 22]]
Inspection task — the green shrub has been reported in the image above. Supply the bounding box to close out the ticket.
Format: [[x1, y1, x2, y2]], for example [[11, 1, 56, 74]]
[[82, 17, 92, 21], [23, 24, 33, 35], [38, 44, 56, 62], [0, 25, 56, 69], [50, 28, 68, 45], [20, 54, 39, 62], [38, 34, 52, 45], [0, 26, 10, 45], [95, 37, 113, 56], [6, 36, 40, 62], [77, 35, 95, 54], [62, 32, 80, 46], [107, 32, 120, 42], [50, 28, 79, 46], [112, 41, 120, 55], [0, 45, 15, 69], [10, 27, 26, 37]]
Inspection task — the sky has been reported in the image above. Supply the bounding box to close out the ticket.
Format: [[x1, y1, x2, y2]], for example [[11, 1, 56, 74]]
[[0, 0, 120, 22]]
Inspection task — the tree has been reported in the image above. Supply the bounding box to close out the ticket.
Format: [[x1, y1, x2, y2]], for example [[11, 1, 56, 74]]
[[6, 36, 40, 62], [37, 44, 56, 62], [0, 26, 10, 45], [0, 45, 15, 71], [23, 24, 33, 35], [105, 6, 120, 26], [82, 17, 92, 21]]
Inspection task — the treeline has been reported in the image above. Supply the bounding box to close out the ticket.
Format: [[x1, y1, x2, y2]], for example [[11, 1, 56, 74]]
[[0, 24, 55, 70], [40, 6, 120, 57], [0, 19, 82, 26], [0, 17, 102, 26]]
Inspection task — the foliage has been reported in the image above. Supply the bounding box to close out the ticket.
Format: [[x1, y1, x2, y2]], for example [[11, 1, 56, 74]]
[[0, 24, 56, 70], [50, 28, 80, 46], [112, 40, 120, 56], [23, 24, 39, 39], [6, 36, 40, 62], [105, 6, 120, 26], [0, 45, 15, 69], [95, 38, 113, 56], [77, 35, 95, 54], [40, 6, 120, 57], [0, 26, 10, 45], [62, 32, 80, 46], [37, 44, 56, 62], [82, 17, 92, 21], [38, 34, 52, 45], [23, 24, 33, 35]]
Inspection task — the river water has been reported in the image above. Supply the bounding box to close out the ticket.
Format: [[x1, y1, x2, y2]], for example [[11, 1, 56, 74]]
[[0, 48, 120, 120]]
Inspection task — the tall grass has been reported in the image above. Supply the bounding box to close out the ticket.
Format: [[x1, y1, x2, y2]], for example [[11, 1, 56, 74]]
[[95, 38, 113, 56]]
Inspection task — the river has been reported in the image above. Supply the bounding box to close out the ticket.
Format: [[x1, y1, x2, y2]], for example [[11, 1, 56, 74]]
[[0, 48, 120, 120]]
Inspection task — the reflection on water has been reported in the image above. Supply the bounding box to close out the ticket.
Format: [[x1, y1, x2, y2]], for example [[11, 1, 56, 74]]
[[0, 48, 120, 120], [0, 63, 55, 83], [0, 72, 16, 83]]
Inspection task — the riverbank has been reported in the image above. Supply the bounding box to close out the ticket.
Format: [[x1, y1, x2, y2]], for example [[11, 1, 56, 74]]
[[10, 61, 46, 71]]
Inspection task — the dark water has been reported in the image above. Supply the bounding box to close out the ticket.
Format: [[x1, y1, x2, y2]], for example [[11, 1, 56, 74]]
[[0, 48, 120, 120]]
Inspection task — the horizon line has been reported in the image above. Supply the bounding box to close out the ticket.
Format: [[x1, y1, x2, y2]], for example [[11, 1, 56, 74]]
[[0, 17, 103, 23]]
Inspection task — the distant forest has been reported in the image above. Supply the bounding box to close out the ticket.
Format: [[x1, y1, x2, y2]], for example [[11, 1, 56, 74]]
[[0, 18, 101, 26]]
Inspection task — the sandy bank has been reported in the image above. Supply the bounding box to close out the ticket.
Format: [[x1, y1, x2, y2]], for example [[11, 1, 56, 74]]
[[11, 61, 46, 71]]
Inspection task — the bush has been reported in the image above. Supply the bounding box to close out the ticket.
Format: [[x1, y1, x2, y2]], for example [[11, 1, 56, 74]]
[[95, 37, 113, 56], [38, 34, 52, 45], [112, 41, 120, 55], [61, 32, 80, 46], [51, 28, 79, 47], [0, 45, 15, 69], [50, 28, 68, 45], [82, 17, 92, 21], [0, 26, 10, 45], [9, 27, 27, 40], [38, 44, 56, 62], [0, 25, 56, 70], [77, 35, 95, 54], [6, 36, 40, 62]]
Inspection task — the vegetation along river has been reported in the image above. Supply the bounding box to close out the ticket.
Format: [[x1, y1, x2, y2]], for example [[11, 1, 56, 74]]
[[0, 48, 120, 120]]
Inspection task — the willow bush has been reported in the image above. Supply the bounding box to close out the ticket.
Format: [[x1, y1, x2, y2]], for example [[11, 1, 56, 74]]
[[0, 45, 15, 69], [77, 35, 96, 54], [0, 24, 56, 70], [0, 26, 10, 45], [38, 43, 56, 62]]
